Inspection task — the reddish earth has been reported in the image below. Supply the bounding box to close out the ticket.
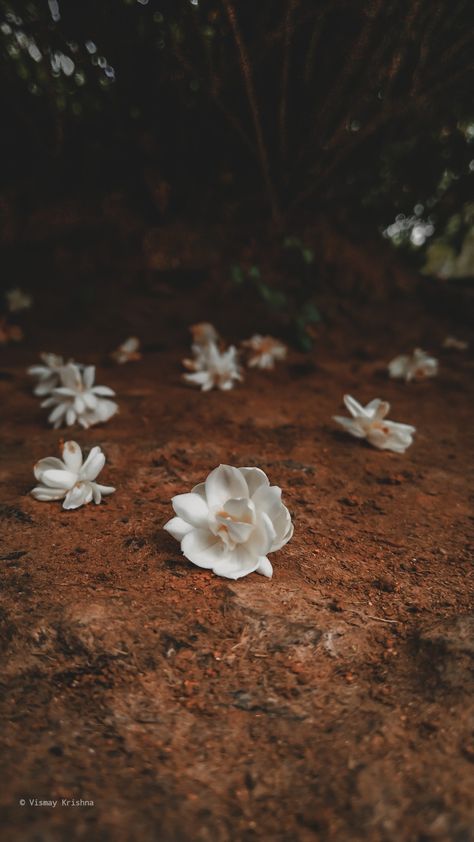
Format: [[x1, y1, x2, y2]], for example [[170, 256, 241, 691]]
[[0, 266, 473, 841]]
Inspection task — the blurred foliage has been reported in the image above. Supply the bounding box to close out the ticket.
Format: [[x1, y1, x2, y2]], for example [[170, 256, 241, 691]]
[[0, 0, 473, 283], [231, 237, 320, 348]]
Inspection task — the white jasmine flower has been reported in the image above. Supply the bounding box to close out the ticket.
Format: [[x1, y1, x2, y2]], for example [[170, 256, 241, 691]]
[[388, 348, 438, 382], [242, 334, 287, 369], [6, 287, 32, 312], [111, 336, 142, 364], [41, 363, 118, 429], [442, 336, 469, 351], [183, 343, 243, 391], [31, 440, 115, 510], [164, 464, 293, 579], [28, 352, 69, 397], [334, 394, 415, 453]]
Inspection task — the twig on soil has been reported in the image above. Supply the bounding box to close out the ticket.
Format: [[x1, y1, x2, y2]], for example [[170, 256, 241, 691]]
[[348, 610, 399, 624]]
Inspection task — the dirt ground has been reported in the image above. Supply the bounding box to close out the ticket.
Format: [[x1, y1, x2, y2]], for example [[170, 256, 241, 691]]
[[0, 263, 473, 842]]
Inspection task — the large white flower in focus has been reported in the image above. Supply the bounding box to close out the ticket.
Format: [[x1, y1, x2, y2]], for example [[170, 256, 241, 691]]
[[334, 394, 415, 453], [31, 441, 115, 510], [164, 465, 294, 579], [41, 363, 118, 428]]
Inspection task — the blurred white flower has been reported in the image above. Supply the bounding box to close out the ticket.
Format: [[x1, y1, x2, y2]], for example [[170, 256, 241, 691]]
[[6, 287, 32, 312], [334, 394, 415, 453], [41, 363, 118, 429], [164, 464, 293, 579], [242, 334, 287, 369], [183, 343, 243, 391], [31, 440, 115, 510], [442, 336, 469, 351], [388, 348, 438, 382], [28, 353, 69, 397], [111, 336, 142, 364]]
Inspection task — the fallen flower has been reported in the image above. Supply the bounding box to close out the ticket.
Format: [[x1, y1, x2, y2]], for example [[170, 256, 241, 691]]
[[6, 287, 32, 312], [164, 464, 293, 579], [31, 440, 115, 510], [111, 336, 142, 364], [334, 394, 415, 453], [388, 348, 438, 382], [242, 334, 287, 369], [28, 353, 69, 397], [442, 336, 469, 351], [0, 318, 23, 345], [41, 363, 118, 429], [183, 342, 243, 391]]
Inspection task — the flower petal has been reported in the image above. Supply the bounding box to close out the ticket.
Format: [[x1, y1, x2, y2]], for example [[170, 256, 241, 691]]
[[238, 467, 270, 498], [247, 511, 276, 556], [62, 441, 83, 473], [66, 407, 76, 427], [40, 468, 77, 490], [74, 395, 86, 414], [205, 464, 248, 509], [181, 528, 225, 569], [172, 492, 209, 528], [216, 516, 254, 546], [83, 366, 95, 389], [59, 363, 82, 391], [31, 485, 67, 501], [388, 355, 409, 379], [34, 456, 65, 481], [80, 446, 105, 481], [256, 557, 273, 578], [211, 545, 259, 580], [83, 392, 98, 410], [93, 399, 118, 423], [92, 385, 115, 397], [94, 483, 115, 496], [164, 516, 194, 541], [343, 395, 366, 418], [49, 403, 67, 425], [63, 482, 93, 510], [333, 415, 365, 438]]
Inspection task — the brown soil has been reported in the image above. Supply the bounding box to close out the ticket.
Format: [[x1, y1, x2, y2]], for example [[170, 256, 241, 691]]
[[0, 275, 473, 842]]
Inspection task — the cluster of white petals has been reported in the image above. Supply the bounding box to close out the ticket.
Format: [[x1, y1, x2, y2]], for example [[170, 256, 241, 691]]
[[388, 348, 438, 382], [164, 464, 293, 579], [334, 394, 415, 453], [111, 336, 142, 364], [28, 353, 70, 397], [183, 341, 243, 392], [40, 363, 118, 429], [6, 287, 32, 312], [442, 336, 469, 351], [31, 441, 115, 510], [242, 334, 287, 369]]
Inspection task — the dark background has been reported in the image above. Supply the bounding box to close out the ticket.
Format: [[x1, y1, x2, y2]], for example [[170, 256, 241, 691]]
[[0, 0, 473, 344]]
